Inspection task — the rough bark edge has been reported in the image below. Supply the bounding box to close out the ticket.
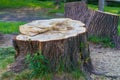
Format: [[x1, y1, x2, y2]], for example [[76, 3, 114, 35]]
[[65, 1, 120, 48], [10, 30, 94, 73], [87, 10, 119, 37]]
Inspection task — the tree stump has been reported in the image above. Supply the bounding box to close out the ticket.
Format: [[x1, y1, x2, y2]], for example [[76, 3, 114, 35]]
[[10, 18, 93, 72], [65, 1, 91, 24], [65, 1, 120, 48], [87, 10, 119, 38]]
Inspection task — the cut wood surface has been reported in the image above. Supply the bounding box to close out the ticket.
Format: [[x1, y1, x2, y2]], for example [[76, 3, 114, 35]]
[[10, 18, 93, 72]]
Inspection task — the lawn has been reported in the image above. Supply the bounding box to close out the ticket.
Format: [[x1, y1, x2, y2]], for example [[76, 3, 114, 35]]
[[0, 0, 55, 9], [0, 47, 15, 78], [0, 0, 64, 13], [88, 4, 120, 15], [0, 21, 25, 34]]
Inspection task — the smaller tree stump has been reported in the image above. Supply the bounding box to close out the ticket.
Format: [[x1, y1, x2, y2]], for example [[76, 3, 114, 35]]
[[65, 1, 90, 24], [11, 18, 93, 72], [87, 10, 119, 38], [65, 1, 120, 48]]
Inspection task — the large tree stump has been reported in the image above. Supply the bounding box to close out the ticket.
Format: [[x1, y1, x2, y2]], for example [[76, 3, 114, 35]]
[[65, 1, 120, 48], [10, 18, 93, 72]]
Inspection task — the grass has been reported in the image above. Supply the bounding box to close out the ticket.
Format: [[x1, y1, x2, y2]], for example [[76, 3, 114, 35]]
[[0, 47, 15, 79], [88, 4, 120, 15], [88, 36, 115, 48], [0, 0, 64, 13], [0, 48, 86, 80], [0, 21, 25, 34], [71, 69, 86, 80], [0, 0, 55, 9], [0, 47, 15, 69], [0, 70, 86, 80]]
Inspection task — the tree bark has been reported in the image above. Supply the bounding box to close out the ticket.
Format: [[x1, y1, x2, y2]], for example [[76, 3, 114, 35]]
[[65, 1, 91, 24], [65, 1, 120, 48], [10, 19, 93, 72], [98, 0, 105, 11], [87, 10, 119, 38]]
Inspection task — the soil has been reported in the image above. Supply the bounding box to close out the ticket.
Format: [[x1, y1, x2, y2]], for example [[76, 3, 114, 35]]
[[0, 33, 16, 48], [0, 8, 64, 22], [0, 8, 120, 80], [90, 43, 120, 80]]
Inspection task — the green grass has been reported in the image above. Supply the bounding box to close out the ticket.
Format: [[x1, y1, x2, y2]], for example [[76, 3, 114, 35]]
[[0, 21, 25, 34], [88, 36, 115, 48], [0, 47, 15, 69], [71, 69, 86, 80], [88, 4, 120, 15], [0, 0, 55, 9], [48, 3, 64, 13], [0, 47, 15, 79], [0, 0, 64, 13], [0, 70, 86, 80]]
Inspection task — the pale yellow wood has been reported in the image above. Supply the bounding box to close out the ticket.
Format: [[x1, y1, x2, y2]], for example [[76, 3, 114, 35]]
[[18, 18, 86, 41]]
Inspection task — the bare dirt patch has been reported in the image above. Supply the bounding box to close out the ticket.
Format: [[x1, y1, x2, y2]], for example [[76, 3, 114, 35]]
[[90, 43, 120, 80], [0, 8, 64, 22], [0, 33, 16, 48]]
